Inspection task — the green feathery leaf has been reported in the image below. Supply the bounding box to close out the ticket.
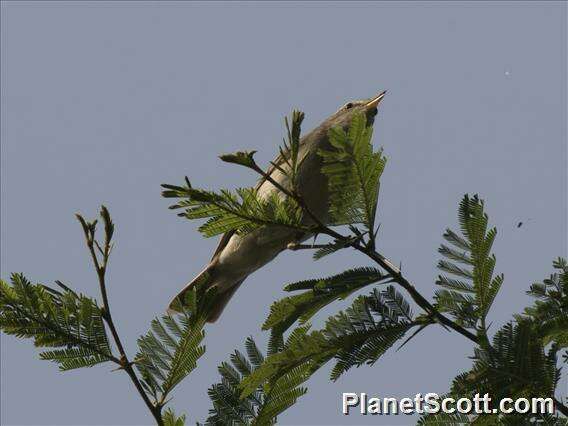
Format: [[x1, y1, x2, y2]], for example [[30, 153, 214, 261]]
[[318, 111, 387, 234], [0, 274, 113, 371], [417, 411, 470, 425], [162, 180, 305, 238], [135, 286, 215, 406], [263, 267, 389, 352], [434, 195, 503, 330], [241, 288, 414, 398], [446, 320, 561, 423], [204, 336, 309, 425], [162, 408, 186, 426], [312, 237, 357, 260], [277, 110, 305, 187], [521, 258, 568, 349]]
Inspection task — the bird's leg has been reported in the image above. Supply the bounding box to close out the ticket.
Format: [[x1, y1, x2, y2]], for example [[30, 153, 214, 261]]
[[287, 242, 331, 251], [287, 233, 328, 251], [287, 232, 308, 251]]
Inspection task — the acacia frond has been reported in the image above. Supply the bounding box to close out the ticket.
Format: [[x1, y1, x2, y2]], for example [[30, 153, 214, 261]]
[[135, 286, 215, 405], [241, 288, 414, 398], [161, 179, 305, 238], [277, 110, 305, 186], [204, 336, 309, 426], [0, 274, 113, 371], [434, 195, 503, 329], [162, 408, 186, 426], [263, 267, 389, 351], [420, 319, 565, 424], [417, 411, 470, 425], [443, 320, 561, 423], [40, 347, 111, 371], [312, 237, 355, 260], [318, 111, 387, 233], [521, 258, 568, 349]]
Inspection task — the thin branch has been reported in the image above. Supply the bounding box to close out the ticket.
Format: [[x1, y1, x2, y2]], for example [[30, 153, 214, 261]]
[[252, 156, 568, 417], [553, 398, 568, 417], [249, 162, 479, 345], [78, 215, 164, 426]]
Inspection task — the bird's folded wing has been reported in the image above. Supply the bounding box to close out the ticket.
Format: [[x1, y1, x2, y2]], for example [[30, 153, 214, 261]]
[[212, 139, 309, 260]]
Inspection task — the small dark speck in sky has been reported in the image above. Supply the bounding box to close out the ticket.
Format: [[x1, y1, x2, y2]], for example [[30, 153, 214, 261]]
[[517, 219, 533, 228]]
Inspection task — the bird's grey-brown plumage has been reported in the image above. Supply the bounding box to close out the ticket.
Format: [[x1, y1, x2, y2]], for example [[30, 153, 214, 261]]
[[169, 91, 386, 322]]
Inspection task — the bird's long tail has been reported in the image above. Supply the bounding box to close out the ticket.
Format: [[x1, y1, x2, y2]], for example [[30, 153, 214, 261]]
[[168, 265, 245, 323]]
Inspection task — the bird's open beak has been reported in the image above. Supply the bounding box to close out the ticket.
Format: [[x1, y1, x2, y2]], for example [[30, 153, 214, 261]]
[[365, 90, 387, 109]]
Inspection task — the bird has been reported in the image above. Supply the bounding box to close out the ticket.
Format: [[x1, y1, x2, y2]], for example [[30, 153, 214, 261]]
[[169, 91, 387, 322]]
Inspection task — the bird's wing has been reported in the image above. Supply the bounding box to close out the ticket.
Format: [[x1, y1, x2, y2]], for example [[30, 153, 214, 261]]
[[211, 139, 305, 260], [210, 230, 235, 261], [210, 156, 285, 261]]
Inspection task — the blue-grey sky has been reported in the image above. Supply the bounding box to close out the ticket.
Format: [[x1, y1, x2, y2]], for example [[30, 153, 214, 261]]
[[1, 1, 566, 425]]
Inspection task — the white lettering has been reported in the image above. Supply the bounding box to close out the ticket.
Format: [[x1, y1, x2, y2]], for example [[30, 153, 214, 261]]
[[342, 393, 359, 415]]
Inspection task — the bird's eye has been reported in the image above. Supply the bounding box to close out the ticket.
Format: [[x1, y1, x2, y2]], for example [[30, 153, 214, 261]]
[[345, 102, 353, 109]]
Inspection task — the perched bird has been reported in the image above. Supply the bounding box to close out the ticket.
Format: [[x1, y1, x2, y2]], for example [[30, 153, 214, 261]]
[[170, 91, 387, 322]]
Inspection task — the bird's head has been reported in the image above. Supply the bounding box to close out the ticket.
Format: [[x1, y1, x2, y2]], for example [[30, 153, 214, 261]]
[[325, 90, 387, 131]]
